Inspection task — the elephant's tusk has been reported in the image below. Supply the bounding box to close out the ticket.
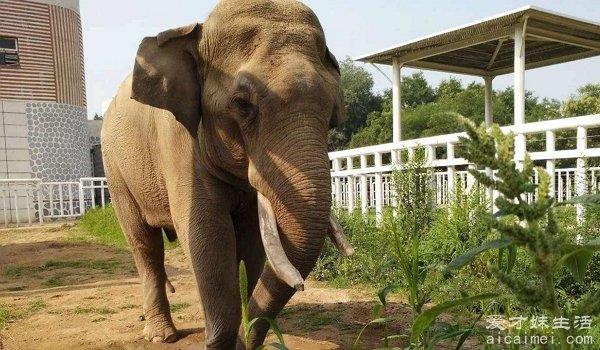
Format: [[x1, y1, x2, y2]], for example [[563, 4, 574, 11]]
[[257, 192, 305, 291], [328, 214, 355, 256]]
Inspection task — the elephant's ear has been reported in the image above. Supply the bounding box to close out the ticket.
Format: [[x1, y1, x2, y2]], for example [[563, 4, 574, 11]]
[[326, 47, 347, 128], [131, 23, 203, 135]]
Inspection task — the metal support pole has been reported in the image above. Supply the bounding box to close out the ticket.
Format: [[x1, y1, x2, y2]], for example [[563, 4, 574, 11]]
[[374, 152, 383, 223], [576, 126, 587, 224], [546, 131, 556, 198], [392, 58, 402, 143], [484, 76, 495, 212], [37, 181, 43, 224], [514, 21, 526, 167], [360, 155, 368, 215], [346, 157, 355, 213], [484, 76, 494, 127], [79, 179, 85, 215], [332, 159, 342, 208], [447, 143, 455, 200]]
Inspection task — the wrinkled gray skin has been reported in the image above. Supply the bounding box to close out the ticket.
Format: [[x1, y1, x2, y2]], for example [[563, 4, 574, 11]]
[[101, 0, 345, 349]]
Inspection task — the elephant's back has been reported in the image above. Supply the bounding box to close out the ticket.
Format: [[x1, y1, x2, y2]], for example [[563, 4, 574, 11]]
[[100, 74, 193, 229]]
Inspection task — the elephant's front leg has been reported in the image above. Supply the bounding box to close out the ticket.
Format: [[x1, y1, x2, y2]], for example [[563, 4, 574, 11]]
[[189, 214, 240, 349], [171, 179, 241, 350]]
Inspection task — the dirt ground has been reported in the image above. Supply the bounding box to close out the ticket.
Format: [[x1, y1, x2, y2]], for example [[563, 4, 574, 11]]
[[0, 225, 415, 350]]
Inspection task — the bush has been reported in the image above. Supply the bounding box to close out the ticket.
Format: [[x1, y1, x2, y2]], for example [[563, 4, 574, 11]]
[[313, 209, 396, 287]]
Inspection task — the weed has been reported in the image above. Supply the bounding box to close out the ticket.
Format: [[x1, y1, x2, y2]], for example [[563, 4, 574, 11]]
[[239, 260, 288, 349], [43, 259, 120, 272], [0, 305, 11, 329], [28, 299, 46, 313], [0, 298, 47, 329], [119, 304, 137, 310], [73, 306, 116, 315], [170, 302, 190, 313], [42, 273, 67, 287], [3, 266, 23, 278], [444, 120, 600, 349]]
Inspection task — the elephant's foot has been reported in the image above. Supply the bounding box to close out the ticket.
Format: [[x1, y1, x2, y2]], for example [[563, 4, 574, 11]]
[[143, 314, 178, 343]]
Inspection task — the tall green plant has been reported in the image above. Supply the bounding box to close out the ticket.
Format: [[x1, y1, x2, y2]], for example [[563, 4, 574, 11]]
[[384, 150, 436, 314], [446, 120, 600, 349], [362, 152, 489, 349], [239, 261, 288, 350]]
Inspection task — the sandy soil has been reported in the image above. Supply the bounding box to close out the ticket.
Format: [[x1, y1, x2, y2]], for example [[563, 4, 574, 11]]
[[0, 225, 414, 350]]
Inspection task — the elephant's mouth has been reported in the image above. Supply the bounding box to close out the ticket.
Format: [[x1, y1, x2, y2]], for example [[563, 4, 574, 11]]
[[256, 192, 354, 291]]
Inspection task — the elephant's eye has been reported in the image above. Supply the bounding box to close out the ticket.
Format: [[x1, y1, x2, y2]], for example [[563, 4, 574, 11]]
[[232, 96, 257, 120]]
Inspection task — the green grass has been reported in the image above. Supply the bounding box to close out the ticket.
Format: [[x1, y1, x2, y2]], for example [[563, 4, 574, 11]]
[[42, 273, 67, 287], [0, 298, 47, 329], [43, 259, 120, 272], [119, 303, 137, 310], [0, 304, 11, 329], [73, 205, 128, 248], [73, 204, 178, 250], [170, 302, 191, 313], [4, 259, 124, 289], [3, 266, 24, 278], [73, 306, 116, 315]]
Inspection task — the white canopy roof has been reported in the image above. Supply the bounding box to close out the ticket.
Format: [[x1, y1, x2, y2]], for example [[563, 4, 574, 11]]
[[354, 6, 600, 77]]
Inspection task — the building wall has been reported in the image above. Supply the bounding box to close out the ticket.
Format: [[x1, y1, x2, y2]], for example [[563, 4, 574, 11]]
[[0, 0, 56, 101], [26, 101, 90, 181], [0, 100, 32, 179], [0, 0, 90, 182], [0, 0, 86, 106]]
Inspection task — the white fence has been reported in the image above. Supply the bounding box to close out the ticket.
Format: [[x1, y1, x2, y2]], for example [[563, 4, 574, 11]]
[[0, 177, 109, 227], [329, 115, 600, 220]]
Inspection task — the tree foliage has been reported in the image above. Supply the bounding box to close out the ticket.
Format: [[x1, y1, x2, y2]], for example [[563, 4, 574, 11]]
[[563, 83, 600, 117], [349, 77, 563, 148], [331, 61, 597, 150], [329, 58, 382, 150]]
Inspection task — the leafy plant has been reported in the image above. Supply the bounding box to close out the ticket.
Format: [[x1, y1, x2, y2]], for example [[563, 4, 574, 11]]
[[356, 153, 491, 350], [384, 150, 436, 315], [446, 119, 600, 349], [239, 261, 288, 350]]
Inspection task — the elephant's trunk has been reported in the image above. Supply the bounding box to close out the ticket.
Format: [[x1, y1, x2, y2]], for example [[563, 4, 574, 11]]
[[256, 192, 354, 291], [242, 118, 344, 348]]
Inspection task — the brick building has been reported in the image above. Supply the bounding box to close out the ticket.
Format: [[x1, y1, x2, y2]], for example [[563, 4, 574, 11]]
[[0, 0, 91, 181]]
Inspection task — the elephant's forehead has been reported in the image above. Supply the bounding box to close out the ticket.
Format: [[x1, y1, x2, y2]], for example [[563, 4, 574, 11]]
[[208, 0, 322, 30]]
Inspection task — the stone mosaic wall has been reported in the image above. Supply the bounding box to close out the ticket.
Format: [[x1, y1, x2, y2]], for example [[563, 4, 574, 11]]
[[26, 101, 91, 181]]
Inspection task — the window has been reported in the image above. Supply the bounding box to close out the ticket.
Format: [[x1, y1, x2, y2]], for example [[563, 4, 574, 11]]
[[0, 37, 19, 66]]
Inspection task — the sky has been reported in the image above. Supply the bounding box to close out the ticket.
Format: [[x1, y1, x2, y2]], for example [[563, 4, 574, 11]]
[[81, 0, 600, 119]]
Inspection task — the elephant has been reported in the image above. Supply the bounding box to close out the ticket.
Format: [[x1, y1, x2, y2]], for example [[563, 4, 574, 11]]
[[101, 0, 353, 349]]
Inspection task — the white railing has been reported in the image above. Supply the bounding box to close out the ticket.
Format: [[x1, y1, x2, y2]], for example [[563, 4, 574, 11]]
[[329, 115, 600, 220], [0, 177, 110, 227]]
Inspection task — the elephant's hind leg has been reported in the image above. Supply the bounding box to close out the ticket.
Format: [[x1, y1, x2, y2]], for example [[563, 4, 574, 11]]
[[111, 190, 177, 343]]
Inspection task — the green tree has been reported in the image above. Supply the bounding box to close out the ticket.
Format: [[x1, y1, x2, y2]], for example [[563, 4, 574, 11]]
[[435, 76, 463, 99], [401, 72, 436, 108], [330, 58, 382, 150], [348, 98, 392, 148], [563, 83, 600, 117]]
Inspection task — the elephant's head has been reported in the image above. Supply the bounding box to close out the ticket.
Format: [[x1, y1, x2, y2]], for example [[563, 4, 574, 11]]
[[130, 0, 351, 294]]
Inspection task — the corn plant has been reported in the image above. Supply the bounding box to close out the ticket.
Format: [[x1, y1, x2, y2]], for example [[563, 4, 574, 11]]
[[352, 152, 495, 350], [239, 261, 288, 350], [445, 120, 600, 350]]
